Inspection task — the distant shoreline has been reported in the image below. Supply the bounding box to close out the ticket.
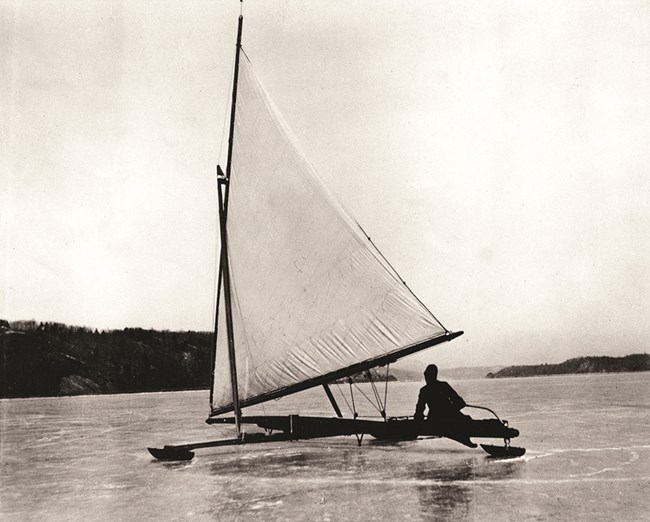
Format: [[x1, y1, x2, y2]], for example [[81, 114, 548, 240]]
[[486, 354, 650, 379], [2, 320, 648, 398]]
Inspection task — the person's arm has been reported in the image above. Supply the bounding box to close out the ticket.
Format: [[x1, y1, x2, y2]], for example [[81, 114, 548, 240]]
[[445, 383, 467, 410], [414, 388, 426, 420]]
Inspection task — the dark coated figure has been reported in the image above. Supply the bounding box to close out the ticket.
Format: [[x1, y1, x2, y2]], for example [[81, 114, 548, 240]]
[[414, 364, 476, 447]]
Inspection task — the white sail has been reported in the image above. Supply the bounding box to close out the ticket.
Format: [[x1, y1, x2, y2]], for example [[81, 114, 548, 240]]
[[211, 55, 447, 415]]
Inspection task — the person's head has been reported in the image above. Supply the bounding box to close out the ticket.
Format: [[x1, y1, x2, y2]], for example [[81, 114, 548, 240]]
[[424, 364, 438, 384]]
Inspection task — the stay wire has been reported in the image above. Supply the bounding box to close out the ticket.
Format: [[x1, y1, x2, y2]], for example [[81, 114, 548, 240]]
[[366, 371, 385, 417], [348, 379, 358, 418], [334, 382, 353, 415], [383, 363, 390, 416], [353, 218, 450, 334], [350, 380, 383, 416]]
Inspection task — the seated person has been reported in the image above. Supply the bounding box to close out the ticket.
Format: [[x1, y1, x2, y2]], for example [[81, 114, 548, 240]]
[[414, 364, 476, 447]]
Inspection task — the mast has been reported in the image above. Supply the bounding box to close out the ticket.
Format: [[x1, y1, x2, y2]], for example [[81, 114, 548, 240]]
[[226, 14, 244, 184], [211, 13, 244, 436], [217, 168, 240, 435]]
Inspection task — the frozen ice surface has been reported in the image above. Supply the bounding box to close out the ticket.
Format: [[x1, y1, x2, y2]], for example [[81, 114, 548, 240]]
[[1, 373, 648, 521]]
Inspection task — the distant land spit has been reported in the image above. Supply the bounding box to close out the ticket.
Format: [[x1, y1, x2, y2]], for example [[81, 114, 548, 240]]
[[486, 354, 650, 378]]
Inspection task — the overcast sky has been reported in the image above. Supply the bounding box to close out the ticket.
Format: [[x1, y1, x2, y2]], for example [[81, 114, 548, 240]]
[[2, 1, 648, 367]]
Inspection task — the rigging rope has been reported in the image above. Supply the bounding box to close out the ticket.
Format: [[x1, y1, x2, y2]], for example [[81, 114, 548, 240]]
[[353, 219, 450, 334], [334, 367, 394, 419], [350, 380, 383, 416], [348, 379, 358, 419], [334, 382, 353, 415], [383, 363, 390, 416], [366, 371, 386, 419]]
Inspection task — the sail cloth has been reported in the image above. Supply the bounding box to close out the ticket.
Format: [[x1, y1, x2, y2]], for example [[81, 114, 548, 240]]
[[210, 54, 448, 415]]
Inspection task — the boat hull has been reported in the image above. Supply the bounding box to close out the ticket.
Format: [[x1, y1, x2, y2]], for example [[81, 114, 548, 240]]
[[207, 414, 519, 443], [148, 414, 522, 460]]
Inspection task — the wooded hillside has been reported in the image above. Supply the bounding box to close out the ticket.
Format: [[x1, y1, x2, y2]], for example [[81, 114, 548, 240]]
[[1, 320, 212, 398], [486, 354, 650, 378]]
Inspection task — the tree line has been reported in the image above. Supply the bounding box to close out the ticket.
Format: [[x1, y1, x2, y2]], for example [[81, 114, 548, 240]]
[[1, 320, 213, 398], [486, 353, 650, 378]]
